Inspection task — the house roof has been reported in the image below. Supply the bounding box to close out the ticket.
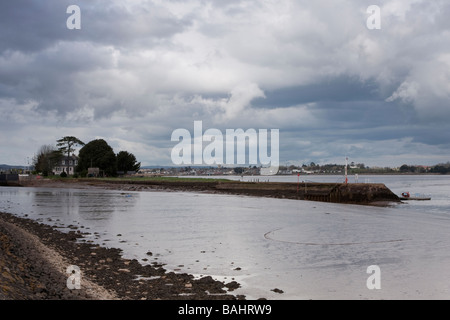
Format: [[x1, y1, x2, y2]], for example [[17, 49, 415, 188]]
[[60, 155, 79, 160]]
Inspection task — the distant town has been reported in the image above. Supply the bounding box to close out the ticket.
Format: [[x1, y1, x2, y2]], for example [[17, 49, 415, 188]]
[[136, 162, 450, 176], [2, 162, 450, 177]]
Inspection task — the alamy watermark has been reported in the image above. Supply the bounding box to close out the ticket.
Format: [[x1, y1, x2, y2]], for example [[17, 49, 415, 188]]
[[367, 5, 381, 30], [66, 5, 380, 31], [66, 265, 81, 290], [366, 265, 381, 290], [171, 121, 280, 175], [66, 5, 81, 30]]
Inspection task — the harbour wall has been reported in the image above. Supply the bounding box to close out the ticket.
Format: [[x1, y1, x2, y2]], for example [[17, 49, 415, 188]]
[[81, 179, 400, 205]]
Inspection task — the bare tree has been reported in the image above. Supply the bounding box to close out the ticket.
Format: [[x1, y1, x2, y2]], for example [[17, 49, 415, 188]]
[[33, 145, 62, 176]]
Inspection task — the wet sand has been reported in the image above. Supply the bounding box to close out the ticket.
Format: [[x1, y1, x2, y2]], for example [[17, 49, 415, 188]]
[[0, 210, 243, 300]]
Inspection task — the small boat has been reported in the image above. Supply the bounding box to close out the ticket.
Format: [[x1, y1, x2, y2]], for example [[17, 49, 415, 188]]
[[399, 192, 431, 201]]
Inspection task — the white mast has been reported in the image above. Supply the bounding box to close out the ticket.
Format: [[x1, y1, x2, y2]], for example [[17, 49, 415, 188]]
[[345, 157, 348, 184]]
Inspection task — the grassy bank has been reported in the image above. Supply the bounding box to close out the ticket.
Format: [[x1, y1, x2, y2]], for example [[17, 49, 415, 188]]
[[21, 177, 400, 206], [97, 176, 233, 183]]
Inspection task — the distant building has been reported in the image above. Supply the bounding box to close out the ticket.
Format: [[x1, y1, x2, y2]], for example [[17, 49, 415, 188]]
[[53, 155, 79, 176], [88, 167, 100, 177]]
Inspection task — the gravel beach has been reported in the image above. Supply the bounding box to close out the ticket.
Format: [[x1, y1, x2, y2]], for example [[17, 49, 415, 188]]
[[0, 210, 243, 300]]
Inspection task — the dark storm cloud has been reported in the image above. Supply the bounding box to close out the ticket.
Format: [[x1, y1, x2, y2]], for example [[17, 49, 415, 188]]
[[0, 0, 194, 120], [0, 0, 190, 53], [0, 0, 68, 53], [79, 1, 192, 48], [253, 76, 381, 108], [1, 0, 450, 167]]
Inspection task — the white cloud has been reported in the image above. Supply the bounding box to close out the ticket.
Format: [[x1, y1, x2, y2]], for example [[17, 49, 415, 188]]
[[386, 81, 420, 104], [1, 0, 450, 167]]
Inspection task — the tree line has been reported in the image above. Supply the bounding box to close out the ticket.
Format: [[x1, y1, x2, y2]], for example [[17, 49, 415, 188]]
[[33, 136, 140, 177], [400, 163, 450, 174]]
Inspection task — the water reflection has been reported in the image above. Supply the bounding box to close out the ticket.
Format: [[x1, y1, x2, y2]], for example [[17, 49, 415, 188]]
[[33, 190, 80, 217], [14, 188, 139, 223], [1, 180, 450, 299]]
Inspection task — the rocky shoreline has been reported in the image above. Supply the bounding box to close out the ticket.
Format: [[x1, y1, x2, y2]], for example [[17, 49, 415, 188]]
[[0, 211, 244, 300]]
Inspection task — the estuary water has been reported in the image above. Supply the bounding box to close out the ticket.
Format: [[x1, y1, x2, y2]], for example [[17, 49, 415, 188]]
[[1, 175, 450, 299]]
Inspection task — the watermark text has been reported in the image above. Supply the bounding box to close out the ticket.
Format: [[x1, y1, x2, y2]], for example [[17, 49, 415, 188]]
[[366, 265, 381, 290], [171, 121, 279, 175], [66, 265, 81, 289], [67, 5, 81, 30], [367, 5, 381, 30]]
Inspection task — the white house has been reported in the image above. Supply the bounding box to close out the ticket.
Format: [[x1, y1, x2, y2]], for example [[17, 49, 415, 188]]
[[53, 155, 79, 176]]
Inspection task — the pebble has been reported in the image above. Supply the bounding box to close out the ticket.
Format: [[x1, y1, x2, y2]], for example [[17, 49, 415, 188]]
[[118, 269, 131, 273]]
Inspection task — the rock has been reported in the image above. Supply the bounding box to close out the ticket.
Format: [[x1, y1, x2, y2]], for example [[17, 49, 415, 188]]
[[271, 288, 284, 294], [118, 268, 130, 273], [225, 281, 240, 291]]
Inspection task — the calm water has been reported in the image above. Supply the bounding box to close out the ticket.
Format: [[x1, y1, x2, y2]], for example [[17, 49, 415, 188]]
[[1, 175, 450, 299]]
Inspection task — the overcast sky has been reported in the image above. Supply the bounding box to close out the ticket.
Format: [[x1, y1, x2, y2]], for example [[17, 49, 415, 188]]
[[1, 0, 450, 168]]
